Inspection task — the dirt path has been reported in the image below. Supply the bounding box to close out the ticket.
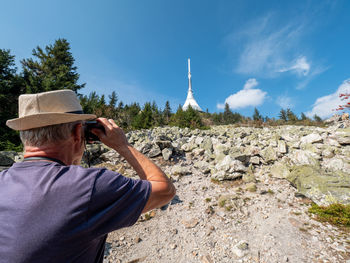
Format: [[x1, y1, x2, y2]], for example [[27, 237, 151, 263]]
[[102, 159, 350, 263]]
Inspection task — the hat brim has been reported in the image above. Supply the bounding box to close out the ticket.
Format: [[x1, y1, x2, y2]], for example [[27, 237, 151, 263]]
[[6, 113, 97, 131]]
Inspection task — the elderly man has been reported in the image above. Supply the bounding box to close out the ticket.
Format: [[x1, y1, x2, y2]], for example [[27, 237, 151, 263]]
[[0, 89, 176, 262]]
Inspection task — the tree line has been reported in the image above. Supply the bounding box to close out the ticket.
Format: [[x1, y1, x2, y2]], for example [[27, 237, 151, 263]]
[[0, 39, 324, 151]]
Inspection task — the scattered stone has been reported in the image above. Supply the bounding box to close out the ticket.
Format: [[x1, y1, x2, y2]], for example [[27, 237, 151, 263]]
[[181, 218, 199, 228], [300, 133, 323, 144], [245, 182, 257, 192], [200, 255, 213, 263], [162, 148, 173, 161], [232, 241, 249, 258]]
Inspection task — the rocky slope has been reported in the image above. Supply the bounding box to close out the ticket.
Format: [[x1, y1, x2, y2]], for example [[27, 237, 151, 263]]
[[95, 124, 349, 262]]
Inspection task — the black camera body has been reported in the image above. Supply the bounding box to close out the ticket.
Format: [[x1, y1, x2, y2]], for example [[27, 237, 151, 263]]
[[84, 121, 105, 142]]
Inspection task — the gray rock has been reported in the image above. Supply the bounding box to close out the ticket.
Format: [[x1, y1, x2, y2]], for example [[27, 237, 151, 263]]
[[194, 160, 210, 174], [172, 165, 191, 176], [249, 156, 260, 165], [232, 241, 249, 258], [270, 162, 291, 179], [162, 148, 173, 161], [260, 146, 278, 163], [277, 140, 287, 154], [300, 133, 323, 144], [289, 150, 320, 166], [287, 165, 350, 205], [0, 152, 15, 166], [200, 137, 213, 153], [215, 156, 247, 173], [333, 129, 350, 145], [148, 144, 162, 158], [322, 157, 350, 173]]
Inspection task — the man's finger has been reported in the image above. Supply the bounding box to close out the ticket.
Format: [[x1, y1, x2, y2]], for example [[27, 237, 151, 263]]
[[96, 117, 113, 129], [91, 128, 105, 138]]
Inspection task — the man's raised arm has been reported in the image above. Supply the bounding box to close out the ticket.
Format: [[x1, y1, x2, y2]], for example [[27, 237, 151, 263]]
[[92, 118, 176, 213]]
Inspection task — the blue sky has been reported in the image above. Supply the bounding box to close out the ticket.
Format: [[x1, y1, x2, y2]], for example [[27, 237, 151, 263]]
[[1, 0, 350, 118]]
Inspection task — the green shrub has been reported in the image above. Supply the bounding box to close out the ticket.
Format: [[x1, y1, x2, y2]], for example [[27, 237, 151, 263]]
[[309, 203, 350, 227]]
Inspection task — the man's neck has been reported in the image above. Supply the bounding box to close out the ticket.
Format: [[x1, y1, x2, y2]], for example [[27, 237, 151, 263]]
[[24, 143, 76, 165]]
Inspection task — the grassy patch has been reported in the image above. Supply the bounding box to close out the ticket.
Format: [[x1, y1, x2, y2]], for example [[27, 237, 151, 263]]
[[308, 203, 350, 227], [218, 199, 226, 208]]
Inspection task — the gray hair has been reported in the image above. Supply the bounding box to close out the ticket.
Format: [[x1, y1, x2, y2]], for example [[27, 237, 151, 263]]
[[20, 121, 83, 147]]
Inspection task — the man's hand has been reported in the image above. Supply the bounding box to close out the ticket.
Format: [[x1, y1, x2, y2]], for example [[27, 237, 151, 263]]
[[91, 118, 129, 151]]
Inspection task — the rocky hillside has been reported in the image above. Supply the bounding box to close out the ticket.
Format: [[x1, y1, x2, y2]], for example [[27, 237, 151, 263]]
[[1, 124, 349, 262], [96, 124, 349, 262], [92, 124, 350, 206]]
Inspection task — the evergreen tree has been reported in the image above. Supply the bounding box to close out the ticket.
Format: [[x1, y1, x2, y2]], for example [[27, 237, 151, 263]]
[[21, 38, 84, 94], [163, 100, 171, 124], [252, 108, 263, 121], [223, 103, 233, 124], [313, 114, 322, 122], [132, 102, 153, 129], [184, 105, 203, 129], [0, 49, 23, 150], [279, 109, 287, 121], [108, 91, 118, 108], [286, 108, 298, 122], [300, 112, 307, 121]]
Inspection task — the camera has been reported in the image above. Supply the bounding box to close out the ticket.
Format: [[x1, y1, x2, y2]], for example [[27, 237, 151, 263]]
[[84, 121, 105, 142]]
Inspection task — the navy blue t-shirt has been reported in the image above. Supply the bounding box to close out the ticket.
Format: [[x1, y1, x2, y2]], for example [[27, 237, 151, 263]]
[[0, 161, 151, 263]]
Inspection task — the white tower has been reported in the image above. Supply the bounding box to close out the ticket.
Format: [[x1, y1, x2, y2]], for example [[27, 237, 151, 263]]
[[183, 58, 202, 111]]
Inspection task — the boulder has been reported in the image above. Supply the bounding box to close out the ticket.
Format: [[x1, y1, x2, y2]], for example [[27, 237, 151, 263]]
[[200, 137, 213, 153], [171, 165, 191, 176], [0, 152, 15, 166], [287, 165, 350, 205], [270, 162, 291, 179], [260, 146, 278, 163], [193, 160, 210, 174], [322, 157, 350, 173], [215, 156, 247, 173], [148, 144, 162, 158], [277, 140, 287, 154], [162, 148, 173, 161], [289, 150, 320, 167], [333, 129, 350, 145], [300, 133, 323, 144]]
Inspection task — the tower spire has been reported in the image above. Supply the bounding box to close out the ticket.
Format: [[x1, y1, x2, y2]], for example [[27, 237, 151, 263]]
[[183, 58, 202, 111]]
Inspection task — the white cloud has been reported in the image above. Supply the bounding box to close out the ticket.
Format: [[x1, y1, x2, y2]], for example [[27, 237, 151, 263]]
[[225, 13, 327, 82], [279, 56, 310, 76], [228, 14, 305, 77], [277, 95, 294, 109], [306, 79, 350, 118], [243, 78, 259, 90], [217, 78, 267, 110]]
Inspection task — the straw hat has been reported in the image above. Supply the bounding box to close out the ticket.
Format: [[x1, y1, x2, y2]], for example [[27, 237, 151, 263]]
[[6, 89, 96, 131]]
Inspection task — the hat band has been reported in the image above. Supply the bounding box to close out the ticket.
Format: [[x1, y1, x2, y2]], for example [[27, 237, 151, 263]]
[[66, 110, 84, 114]]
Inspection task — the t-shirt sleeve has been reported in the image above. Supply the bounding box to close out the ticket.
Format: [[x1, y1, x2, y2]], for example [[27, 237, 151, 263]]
[[87, 169, 151, 237]]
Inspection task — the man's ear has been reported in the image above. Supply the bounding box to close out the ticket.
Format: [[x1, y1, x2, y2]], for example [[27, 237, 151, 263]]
[[72, 123, 83, 143]]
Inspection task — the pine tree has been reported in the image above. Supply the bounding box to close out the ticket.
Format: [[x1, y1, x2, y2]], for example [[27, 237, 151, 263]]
[[21, 38, 84, 94], [163, 100, 171, 124], [223, 103, 233, 124], [252, 108, 263, 121], [313, 114, 322, 122], [108, 91, 118, 108], [286, 108, 298, 122], [279, 109, 287, 121], [300, 112, 307, 121], [0, 49, 23, 150]]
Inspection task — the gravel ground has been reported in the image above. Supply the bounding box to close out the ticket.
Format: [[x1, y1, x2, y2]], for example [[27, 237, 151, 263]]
[[102, 157, 350, 263]]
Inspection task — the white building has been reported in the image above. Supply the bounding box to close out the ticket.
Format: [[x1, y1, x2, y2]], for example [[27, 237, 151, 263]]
[[182, 58, 202, 111]]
